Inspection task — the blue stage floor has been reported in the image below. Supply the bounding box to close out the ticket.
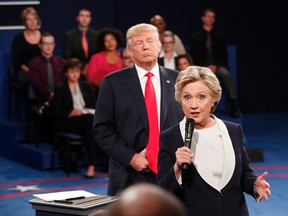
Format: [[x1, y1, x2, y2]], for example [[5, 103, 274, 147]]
[[1, 112, 288, 216]]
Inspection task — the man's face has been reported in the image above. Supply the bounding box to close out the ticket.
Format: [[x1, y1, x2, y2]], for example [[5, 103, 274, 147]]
[[151, 18, 166, 34], [77, 10, 91, 28], [128, 31, 161, 66], [202, 11, 215, 27], [121, 49, 134, 68], [39, 36, 55, 57]]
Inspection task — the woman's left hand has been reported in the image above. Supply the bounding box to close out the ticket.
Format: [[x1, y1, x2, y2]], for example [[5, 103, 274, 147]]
[[254, 171, 271, 202]]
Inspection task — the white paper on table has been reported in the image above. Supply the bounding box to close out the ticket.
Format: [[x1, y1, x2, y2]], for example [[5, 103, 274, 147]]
[[33, 190, 97, 202]]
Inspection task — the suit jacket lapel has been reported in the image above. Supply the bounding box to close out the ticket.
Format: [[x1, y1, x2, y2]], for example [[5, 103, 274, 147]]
[[72, 29, 85, 57], [159, 66, 173, 130], [125, 67, 148, 129]]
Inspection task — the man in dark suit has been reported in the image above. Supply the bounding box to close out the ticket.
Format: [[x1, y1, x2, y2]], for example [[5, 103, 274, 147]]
[[93, 23, 184, 196], [190, 8, 240, 117], [63, 8, 98, 73]]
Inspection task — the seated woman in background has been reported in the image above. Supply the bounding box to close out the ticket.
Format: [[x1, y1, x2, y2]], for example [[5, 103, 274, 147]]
[[175, 53, 193, 71], [11, 7, 41, 87], [86, 27, 123, 99], [158, 30, 178, 70], [51, 58, 97, 178]]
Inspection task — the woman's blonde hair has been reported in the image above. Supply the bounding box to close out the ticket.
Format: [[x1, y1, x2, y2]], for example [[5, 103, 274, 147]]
[[21, 7, 41, 26], [175, 66, 222, 112]]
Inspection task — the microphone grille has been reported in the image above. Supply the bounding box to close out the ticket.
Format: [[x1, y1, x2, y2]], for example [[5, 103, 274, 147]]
[[186, 118, 195, 125]]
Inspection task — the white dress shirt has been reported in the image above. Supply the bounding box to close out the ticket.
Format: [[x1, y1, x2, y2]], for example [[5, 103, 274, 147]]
[[135, 63, 161, 130]]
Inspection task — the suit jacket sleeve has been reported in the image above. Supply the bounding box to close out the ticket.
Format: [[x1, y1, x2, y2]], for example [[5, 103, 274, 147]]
[[51, 82, 73, 120], [93, 74, 137, 168], [63, 32, 74, 59], [156, 125, 184, 194], [79, 81, 96, 109], [236, 124, 257, 196]]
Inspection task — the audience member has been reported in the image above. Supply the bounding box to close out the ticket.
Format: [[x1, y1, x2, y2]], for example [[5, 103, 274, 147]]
[[86, 27, 123, 98], [108, 183, 186, 216], [29, 32, 66, 140], [175, 54, 193, 71], [189, 8, 240, 117], [150, 15, 186, 55], [121, 48, 134, 68], [51, 58, 97, 178], [158, 30, 178, 69], [156, 66, 271, 216], [11, 7, 41, 88], [63, 8, 98, 73], [29, 32, 66, 106], [93, 23, 184, 196]]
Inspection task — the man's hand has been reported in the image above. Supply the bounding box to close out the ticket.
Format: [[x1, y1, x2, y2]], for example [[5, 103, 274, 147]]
[[130, 152, 150, 172]]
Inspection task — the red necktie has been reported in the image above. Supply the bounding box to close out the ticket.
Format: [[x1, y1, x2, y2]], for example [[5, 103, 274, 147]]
[[145, 72, 159, 174], [82, 31, 89, 58]]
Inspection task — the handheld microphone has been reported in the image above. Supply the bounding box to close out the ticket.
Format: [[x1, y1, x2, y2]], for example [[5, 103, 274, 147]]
[[183, 118, 195, 169]]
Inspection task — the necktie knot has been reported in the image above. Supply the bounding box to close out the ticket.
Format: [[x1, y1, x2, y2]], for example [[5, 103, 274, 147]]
[[145, 72, 153, 79]]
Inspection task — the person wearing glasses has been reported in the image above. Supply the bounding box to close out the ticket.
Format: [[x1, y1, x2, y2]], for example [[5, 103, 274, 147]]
[[158, 30, 178, 70]]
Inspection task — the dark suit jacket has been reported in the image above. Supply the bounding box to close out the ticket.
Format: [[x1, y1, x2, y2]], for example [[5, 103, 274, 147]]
[[156, 120, 257, 216], [190, 28, 228, 67], [52, 80, 95, 122], [158, 57, 177, 70], [63, 28, 98, 64], [93, 65, 184, 196]]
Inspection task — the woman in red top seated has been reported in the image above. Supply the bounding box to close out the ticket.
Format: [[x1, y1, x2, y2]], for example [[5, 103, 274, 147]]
[[86, 28, 123, 98]]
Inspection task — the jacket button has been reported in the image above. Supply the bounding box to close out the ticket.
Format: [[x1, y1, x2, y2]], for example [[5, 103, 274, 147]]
[[216, 193, 222, 199]]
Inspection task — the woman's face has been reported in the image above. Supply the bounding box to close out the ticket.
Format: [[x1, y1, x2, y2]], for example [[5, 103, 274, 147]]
[[25, 13, 39, 30], [177, 58, 191, 71], [66, 67, 81, 83], [104, 34, 118, 51], [162, 36, 174, 53], [180, 81, 214, 128]]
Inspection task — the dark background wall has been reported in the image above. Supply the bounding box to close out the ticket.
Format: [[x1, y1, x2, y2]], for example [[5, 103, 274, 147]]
[[1, 0, 287, 113]]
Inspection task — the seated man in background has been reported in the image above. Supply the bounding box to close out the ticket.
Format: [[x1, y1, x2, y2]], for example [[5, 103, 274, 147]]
[[121, 48, 134, 68], [30, 32, 66, 106], [29, 32, 66, 140]]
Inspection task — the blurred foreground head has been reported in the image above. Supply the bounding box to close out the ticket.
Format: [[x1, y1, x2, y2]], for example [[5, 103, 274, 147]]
[[109, 183, 186, 216]]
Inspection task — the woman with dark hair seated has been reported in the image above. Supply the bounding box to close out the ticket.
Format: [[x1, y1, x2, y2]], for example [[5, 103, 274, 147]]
[[51, 58, 97, 178], [86, 27, 123, 99]]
